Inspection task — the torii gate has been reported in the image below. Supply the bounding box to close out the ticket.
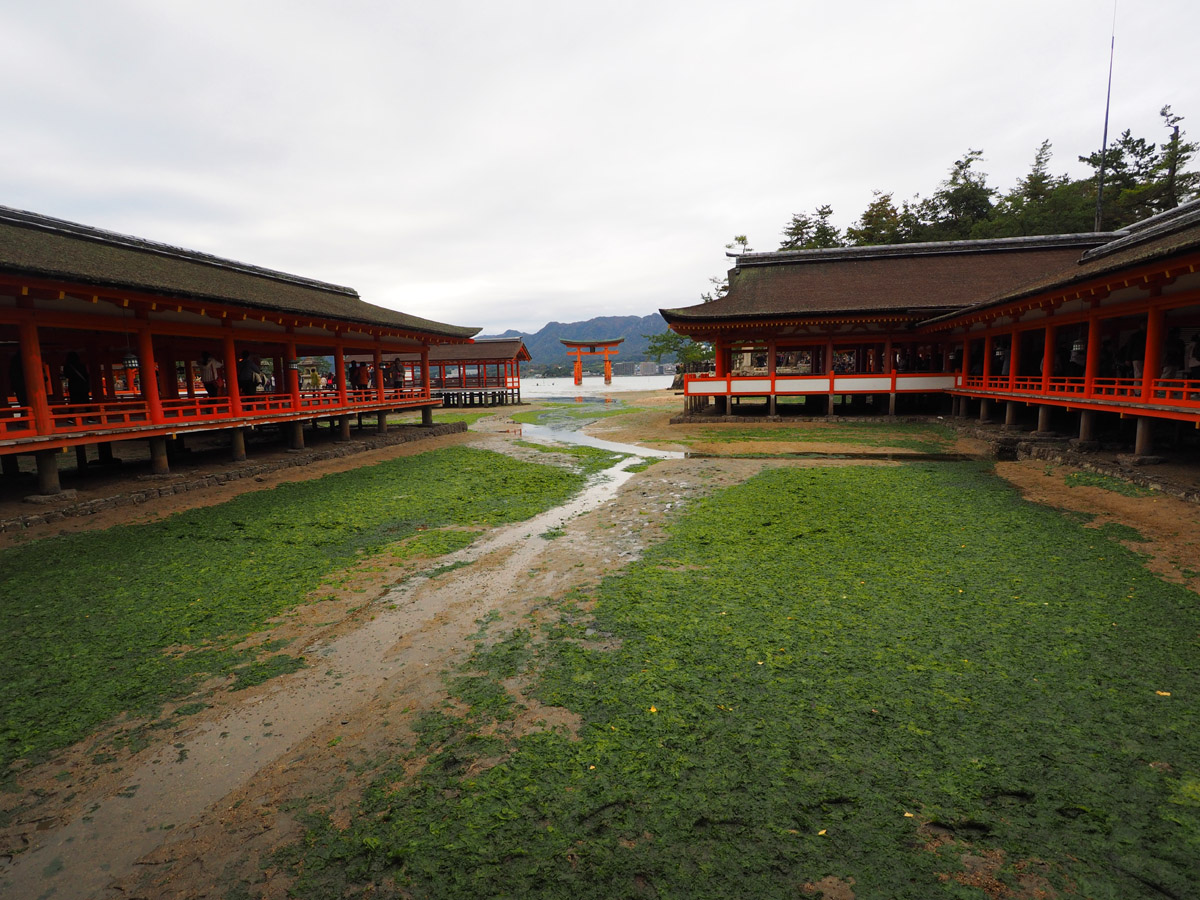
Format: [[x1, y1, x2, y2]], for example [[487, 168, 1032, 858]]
[[560, 338, 624, 385]]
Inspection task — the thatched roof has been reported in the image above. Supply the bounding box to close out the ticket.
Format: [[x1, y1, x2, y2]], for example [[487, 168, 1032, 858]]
[[661, 233, 1115, 327], [0, 206, 478, 339], [428, 338, 531, 363]]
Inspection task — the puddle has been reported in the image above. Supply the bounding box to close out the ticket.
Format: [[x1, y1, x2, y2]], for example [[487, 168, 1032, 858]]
[[518, 423, 684, 460]]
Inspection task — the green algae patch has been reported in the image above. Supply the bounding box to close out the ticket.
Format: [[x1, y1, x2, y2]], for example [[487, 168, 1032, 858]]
[[0, 447, 585, 775], [683, 420, 959, 454], [285, 462, 1200, 899]]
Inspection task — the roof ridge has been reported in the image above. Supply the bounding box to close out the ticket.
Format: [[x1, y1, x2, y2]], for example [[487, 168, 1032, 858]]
[[1081, 199, 1200, 262], [0, 204, 358, 298], [733, 232, 1120, 267]]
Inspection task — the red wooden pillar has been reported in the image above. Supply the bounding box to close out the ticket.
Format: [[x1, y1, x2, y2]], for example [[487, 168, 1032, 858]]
[[767, 337, 777, 415], [982, 333, 994, 381], [46, 352, 64, 400], [374, 346, 385, 401], [421, 345, 431, 397], [1141, 307, 1164, 402], [1007, 331, 1019, 390], [1040, 324, 1056, 392], [18, 319, 53, 433], [159, 346, 178, 399], [286, 340, 301, 406], [573, 349, 583, 386], [334, 343, 348, 405], [1084, 314, 1102, 398], [223, 327, 242, 417], [603, 349, 613, 385], [137, 326, 164, 424]]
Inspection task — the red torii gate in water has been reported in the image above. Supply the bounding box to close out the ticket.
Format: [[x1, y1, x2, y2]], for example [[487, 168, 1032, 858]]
[[560, 338, 624, 385]]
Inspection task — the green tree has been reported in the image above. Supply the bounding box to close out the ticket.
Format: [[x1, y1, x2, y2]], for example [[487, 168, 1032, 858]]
[[643, 330, 713, 365], [778, 204, 843, 250], [725, 234, 752, 254], [1157, 105, 1200, 211], [699, 235, 749, 303], [973, 141, 1093, 237], [1080, 128, 1163, 228], [846, 191, 906, 245], [911, 149, 996, 241]]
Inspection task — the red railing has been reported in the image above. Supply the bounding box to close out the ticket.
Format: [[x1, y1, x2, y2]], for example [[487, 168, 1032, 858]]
[[2, 385, 438, 447], [0, 407, 36, 438], [683, 370, 1200, 417], [959, 374, 1200, 411]]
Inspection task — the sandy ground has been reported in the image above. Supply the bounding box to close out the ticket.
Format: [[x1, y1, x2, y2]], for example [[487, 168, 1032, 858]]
[[2, 390, 1198, 899]]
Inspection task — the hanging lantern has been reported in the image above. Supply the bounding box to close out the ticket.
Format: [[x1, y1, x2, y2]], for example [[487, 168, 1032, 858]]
[[1072, 339, 1085, 354], [123, 350, 140, 370], [286, 359, 301, 371]]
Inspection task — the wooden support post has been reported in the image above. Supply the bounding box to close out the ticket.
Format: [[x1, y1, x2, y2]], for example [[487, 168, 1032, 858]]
[[2, 455, 20, 477], [338, 416, 352, 441], [1134, 416, 1154, 456], [231, 427, 247, 462], [376, 411, 388, 434], [74, 444, 88, 472], [98, 442, 115, 465], [1079, 410, 1096, 442], [1036, 405, 1053, 434], [1005, 400, 1019, 429], [979, 398, 990, 423], [149, 436, 170, 475], [35, 449, 60, 495]]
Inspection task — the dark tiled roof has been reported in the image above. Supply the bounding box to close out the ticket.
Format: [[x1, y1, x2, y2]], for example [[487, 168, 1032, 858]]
[[428, 338, 531, 362], [0, 206, 478, 339], [661, 234, 1115, 325], [365, 338, 532, 364], [925, 200, 1200, 325]]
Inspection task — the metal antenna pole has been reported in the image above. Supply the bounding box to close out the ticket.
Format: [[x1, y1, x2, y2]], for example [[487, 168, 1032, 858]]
[[1094, 1, 1117, 232]]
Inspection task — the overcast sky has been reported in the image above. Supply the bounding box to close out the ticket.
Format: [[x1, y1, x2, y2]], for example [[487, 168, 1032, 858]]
[[3, 1, 1197, 334]]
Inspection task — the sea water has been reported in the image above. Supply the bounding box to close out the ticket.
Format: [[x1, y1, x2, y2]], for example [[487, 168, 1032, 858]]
[[522, 374, 674, 398]]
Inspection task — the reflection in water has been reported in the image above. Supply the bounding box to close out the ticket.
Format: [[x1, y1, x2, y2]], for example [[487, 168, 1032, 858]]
[[518, 423, 683, 460]]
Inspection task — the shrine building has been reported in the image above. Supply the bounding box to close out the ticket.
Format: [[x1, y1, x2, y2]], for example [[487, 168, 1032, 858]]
[[1, 206, 479, 494], [423, 337, 530, 407], [661, 199, 1200, 457]]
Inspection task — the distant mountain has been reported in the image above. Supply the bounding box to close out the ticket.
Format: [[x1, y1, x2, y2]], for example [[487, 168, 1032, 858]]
[[483, 313, 668, 367]]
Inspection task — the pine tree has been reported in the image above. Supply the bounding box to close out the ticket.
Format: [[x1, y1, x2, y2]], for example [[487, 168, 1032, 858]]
[[845, 192, 905, 245], [779, 205, 843, 250]]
